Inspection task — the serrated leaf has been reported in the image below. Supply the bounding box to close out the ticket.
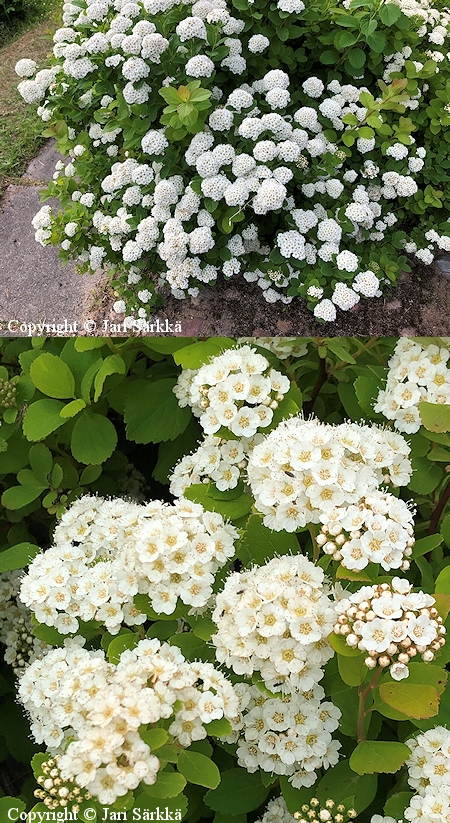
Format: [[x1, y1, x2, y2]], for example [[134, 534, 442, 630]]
[[143, 771, 187, 799], [0, 542, 40, 571], [71, 411, 118, 465], [378, 682, 440, 719], [238, 514, 299, 565], [419, 402, 450, 433], [125, 379, 191, 444], [350, 741, 410, 775], [30, 353, 75, 399], [173, 339, 236, 369], [60, 398, 87, 418], [23, 399, 66, 441]]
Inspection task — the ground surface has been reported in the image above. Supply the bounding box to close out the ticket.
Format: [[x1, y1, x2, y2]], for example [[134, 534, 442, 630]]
[[1, 141, 450, 337], [0, 7, 59, 198]]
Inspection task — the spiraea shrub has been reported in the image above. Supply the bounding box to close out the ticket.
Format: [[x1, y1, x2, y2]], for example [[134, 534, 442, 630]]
[[2, 335, 450, 821], [14, 0, 450, 323]]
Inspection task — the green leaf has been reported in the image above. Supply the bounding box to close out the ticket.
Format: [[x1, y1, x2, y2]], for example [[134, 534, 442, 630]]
[[173, 338, 236, 369], [379, 3, 402, 24], [71, 410, 118, 465], [327, 340, 357, 364], [29, 443, 53, 482], [170, 632, 214, 662], [378, 682, 440, 719], [440, 513, 450, 547], [419, 402, 450, 433], [184, 483, 253, 520], [320, 49, 339, 64], [0, 542, 39, 571], [30, 353, 75, 399], [33, 623, 66, 646], [23, 399, 66, 441], [140, 728, 169, 750], [125, 379, 191, 443], [366, 31, 387, 52], [435, 566, 450, 594], [408, 455, 442, 494], [74, 338, 107, 351], [205, 717, 232, 737], [338, 653, 367, 686], [0, 797, 26, 817], [354, 371, 387, 418], [348, 47, 366, 70], [384, 793, 414, 819], [143, 771, 187, 799], [178, 750, 221, 789], [383, 662, 448, 694], [80, 464, 102, 485], [280, 776, 314, 814], [204, 769, 269, 815], [328, 633, 362, 657], [238, 514, 299, 565], [412, 533, 443, 559], [1, 485, 46, 509], [60, 398, 87, 418], [133, 792, 188, 818], [317, 761, 377, 813], [93, 354, 126, 402], [350, 741, 410, 775], [107, 632, 140, 664]]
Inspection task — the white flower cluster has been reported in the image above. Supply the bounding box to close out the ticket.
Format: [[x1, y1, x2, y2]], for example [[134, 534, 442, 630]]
[[247, 417, 412, 532], [212, 555, 336, 694], [404, 726, 450, 823], [14, 0, 447, 322], [18, 638, 238, 805], [333, 578, 446, 679], [224, 682, 341, 785], [374, 338, 450, 433], [20, 495, 237, 634], [0, 572, 50, 673], [317, 490, 415, 572], [237, 338, 309, 359], [34, 753, 93, 813], [173, 345, 290, 437], [169, 433, 263, 496]]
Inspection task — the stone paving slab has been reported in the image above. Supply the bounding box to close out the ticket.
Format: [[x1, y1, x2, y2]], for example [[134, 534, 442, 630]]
[[0, 143, 104, 335]]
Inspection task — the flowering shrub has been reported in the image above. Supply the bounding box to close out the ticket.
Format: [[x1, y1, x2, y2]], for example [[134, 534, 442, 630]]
[[13, 0, 450, 322], [2, 335, 450, 822]]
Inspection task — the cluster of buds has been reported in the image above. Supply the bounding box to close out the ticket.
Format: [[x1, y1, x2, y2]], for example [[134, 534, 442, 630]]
[[34, 755, 92, 812], [334, 578, 446, 680], [316, 492, 415, 573], [8, 614, 40, 674], [0, 376, 18, 409], [294, 798, 357, 823]]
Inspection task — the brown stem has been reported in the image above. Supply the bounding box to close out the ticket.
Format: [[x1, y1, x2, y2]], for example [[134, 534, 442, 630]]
[[357, 667, 383, 742], [303, 356, 327, 417], [429, 473, 450, 535]]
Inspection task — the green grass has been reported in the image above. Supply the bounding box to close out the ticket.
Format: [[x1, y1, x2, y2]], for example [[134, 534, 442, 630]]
[[0, 0, 60, 198]]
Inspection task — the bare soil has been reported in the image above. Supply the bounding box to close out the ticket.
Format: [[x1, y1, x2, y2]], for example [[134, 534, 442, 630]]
[[92, 257, 450, 337]]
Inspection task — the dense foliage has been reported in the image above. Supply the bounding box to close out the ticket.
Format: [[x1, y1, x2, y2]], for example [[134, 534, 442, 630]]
[[1, 335, 450, 823], [14, 0, 450, 323]]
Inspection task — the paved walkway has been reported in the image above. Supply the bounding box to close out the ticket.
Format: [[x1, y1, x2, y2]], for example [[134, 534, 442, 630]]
[[0, 142, 104, 335]]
